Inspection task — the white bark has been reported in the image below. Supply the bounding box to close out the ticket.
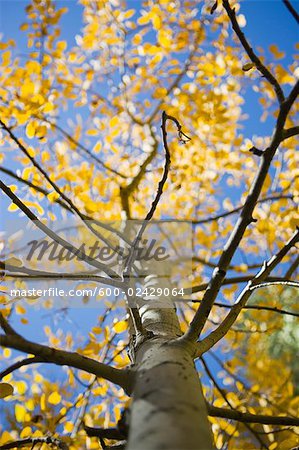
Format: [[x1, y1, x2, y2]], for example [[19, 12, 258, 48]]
[[127, 276, 214, 450]]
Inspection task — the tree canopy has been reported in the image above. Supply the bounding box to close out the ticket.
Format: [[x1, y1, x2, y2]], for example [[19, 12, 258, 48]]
[[0, 1, 298, 449]]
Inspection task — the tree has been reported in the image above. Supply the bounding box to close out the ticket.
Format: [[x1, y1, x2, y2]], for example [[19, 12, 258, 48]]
[[0, 0, 298, 449]]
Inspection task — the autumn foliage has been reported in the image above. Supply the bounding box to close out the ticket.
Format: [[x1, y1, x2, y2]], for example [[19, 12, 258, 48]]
[[0, 1, 298, 449]]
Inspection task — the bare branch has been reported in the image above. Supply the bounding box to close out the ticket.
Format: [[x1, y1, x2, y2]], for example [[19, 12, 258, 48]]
[[199, 300, 299, 318], [249, 280, 299, 291], [192, 194, 294, 225], [0, 333, 132, 392], [282, 0, 299, 24], [0, 436, 68, 450], [207, 404, 299, 426], [197, 228, 299, 355], [0, 311, 20, 336], [1, 261, 123, 289], [222, 0, 285, 103], [190, 275, 291, 293], [282, 126, 299, 140], [84, 425, 125, 440], [0, 356, 43, 379]]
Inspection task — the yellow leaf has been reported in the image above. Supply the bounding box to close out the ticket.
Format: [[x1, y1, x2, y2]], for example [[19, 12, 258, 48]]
[[93, 142, 102, 153], [57, 40, 67, 52], [138, 12, 151, 25], [20, 23, 29, 31], [157, 29, 172, 48], [0, 383, 14, 399], [64, 421, 74, 433], [15, 381, 27, 395], [47, 191, 60, 203], [152, 14, 162, 30], [86, 129, 98, 136], [110, 116, 119, 128], [20, 426, 32, 438], [21, 81, 35, 98], [113, 320, 127, 334], [3, 348, 11, 358], [269, 44, 285, 59], [15, 404, 26, 422], [48, 391, 61, 405], [8, 203, 19, 212], [23, 201, 44, 215], [16, 305, 26, 316], [25, 121, 36, 139], [0, 431, 14, 445], [40, 393, 46, 411], [124, 9, 135, 19]]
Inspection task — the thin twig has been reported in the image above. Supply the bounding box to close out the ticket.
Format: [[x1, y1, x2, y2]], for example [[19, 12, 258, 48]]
[[222, 0, 285, 103], [0, 356, 43, 379]]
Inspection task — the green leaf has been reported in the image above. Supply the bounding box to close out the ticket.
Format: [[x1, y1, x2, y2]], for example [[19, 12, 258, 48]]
[[242, 62, 255, 72]]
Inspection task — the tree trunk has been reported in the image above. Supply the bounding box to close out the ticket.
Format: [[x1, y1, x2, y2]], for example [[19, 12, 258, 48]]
[[126, 276, 214, 450]]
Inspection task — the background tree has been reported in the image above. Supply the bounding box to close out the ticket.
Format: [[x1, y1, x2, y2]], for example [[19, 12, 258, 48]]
[[0, 0, 298, 449]]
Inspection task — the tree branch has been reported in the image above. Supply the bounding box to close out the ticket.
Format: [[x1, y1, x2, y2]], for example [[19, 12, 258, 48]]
[[190, 275, 291, 293], [192, 194, 294, 225], [84, 425, 125, 440], [197, 228, 299, 355], [0, 179, 120, 279], [0, 356, 43, 379], [282, 0, 299, 24], [122, 112, 189, 334], [0, 436, 68, 450], [222, 0, 285, 104], [198, 300, 299, 318], [0, 311, 20, 336], [1, 261, 123, 289], [282, 126, 299, 140], [0, 333, 132, 392], [0, 167, 132, 246], [207, 404, 299, 426]]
